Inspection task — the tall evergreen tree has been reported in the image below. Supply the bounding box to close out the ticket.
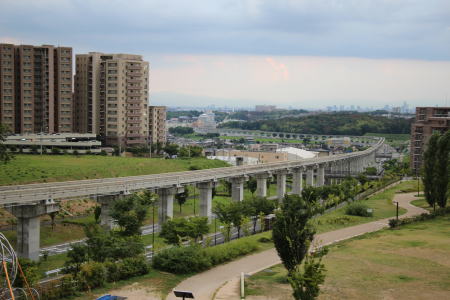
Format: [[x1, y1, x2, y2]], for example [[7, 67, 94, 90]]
[[435, 131, 450, 208], [423, 133, 440, 208]]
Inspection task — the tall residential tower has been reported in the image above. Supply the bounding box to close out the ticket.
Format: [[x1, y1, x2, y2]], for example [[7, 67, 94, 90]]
[[410, 106, 450, 173], [74, 53, 149, 147], [0, 43, 73, 134]]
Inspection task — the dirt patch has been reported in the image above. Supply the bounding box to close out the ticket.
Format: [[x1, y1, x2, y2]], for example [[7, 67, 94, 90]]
[[106, 282, 161, 300]]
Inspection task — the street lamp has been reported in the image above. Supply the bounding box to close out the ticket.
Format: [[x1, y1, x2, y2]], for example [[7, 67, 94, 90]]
[[416, 170, 420, 197], [394, 201, 399, 222]]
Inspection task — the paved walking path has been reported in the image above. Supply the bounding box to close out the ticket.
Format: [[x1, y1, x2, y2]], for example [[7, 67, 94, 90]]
[[167, 192, 427, 300]]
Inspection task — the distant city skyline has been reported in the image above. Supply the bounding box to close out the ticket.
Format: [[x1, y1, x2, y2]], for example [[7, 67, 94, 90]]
[[1, 0, 449, 108]]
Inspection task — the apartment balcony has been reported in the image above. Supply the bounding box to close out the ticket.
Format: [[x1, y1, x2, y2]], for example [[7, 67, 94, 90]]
[[126, 139, 146, 145], [126, 112, 141, 117], [127, 100, 142, 104], [127, 119, 141, 124], [127, 65, 142, 70], [126, 133, 142, 138], [126, 78, 141, 83], [126, 85, 141, 89], [127, 92, 141, 97], [126, 72, 142, 77]]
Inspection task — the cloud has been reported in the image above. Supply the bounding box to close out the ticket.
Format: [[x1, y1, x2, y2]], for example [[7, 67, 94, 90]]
[[0, 0, 449, 60]]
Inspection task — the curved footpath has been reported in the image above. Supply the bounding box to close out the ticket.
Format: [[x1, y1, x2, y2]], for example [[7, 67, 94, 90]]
[[167, 192, 427, 300]]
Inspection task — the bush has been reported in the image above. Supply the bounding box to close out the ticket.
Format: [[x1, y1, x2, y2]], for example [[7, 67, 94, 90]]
[[117, 255, 150, 279], [203, 239, 259, 266], [100, 150, 107, 156], [345, 201, 373, 217], [78, 262, 107, 289], [153, 245, 211, 274]]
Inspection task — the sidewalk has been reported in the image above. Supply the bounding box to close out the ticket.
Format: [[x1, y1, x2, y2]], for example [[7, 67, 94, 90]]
[[167, 192, 426, 300]]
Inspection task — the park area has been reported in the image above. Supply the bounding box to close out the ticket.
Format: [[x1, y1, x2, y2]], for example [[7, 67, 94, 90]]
[[245, 214, 450, 300]]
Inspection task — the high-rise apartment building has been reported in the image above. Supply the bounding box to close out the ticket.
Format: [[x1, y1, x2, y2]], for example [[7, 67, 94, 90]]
[[74, 53, 149, 147], [410, 106, 450, 173], [0, 43, 72, 134], [148, 106, 166, 145]]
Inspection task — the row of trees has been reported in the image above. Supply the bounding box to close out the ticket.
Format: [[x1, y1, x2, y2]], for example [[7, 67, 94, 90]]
[[423, 131, 450, 209], [220, 112, 412, 136]]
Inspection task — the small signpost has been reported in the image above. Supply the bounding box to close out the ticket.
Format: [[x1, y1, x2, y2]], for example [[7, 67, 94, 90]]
[[173, 290, 195, 300]]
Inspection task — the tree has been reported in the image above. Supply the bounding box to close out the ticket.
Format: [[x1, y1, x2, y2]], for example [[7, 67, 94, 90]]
[[423, 133, 439, 209], [246, 178, 257, 196], [169, 126, 194, 135], [65, 244, 88, 275], [159, 216, 209, 245], [435, 130, 450, 208], [110, 193, 148, 236], [242, 197, 275, 234], [272, 194, 320, 272], [175, 189, 189, 213], [272, 194, 327, 300], [94, 206, 101, 224], [0, 124, 13, 164], [213, 201, 245, 240], [49, 211, 57, 230], [164, 143, 179, 157], [288, 247, 328, 300]]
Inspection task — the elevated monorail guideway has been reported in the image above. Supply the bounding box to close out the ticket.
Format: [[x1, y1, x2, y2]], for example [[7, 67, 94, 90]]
[[1, 138, 383, 261], [0, 138, 384, 205]]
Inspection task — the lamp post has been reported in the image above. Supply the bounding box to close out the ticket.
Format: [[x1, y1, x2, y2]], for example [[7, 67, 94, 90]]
[[214, 215, 217, 246], [394, 201, 399, 222], [152, 202, 155, 257], [416, 170, 420, 197]]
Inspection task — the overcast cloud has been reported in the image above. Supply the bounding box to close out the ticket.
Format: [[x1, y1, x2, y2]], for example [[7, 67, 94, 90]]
[[1, 0, 449, 108]]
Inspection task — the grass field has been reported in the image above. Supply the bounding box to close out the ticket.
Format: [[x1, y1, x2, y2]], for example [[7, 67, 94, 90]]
[[313, 180, 412, 233], [246, 214, 450, 300], [0, 154, 229, 186]]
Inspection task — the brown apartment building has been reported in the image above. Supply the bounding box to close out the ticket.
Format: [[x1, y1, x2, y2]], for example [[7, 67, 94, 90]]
[[149, 105, 166, 145], [0, 43, 72, 134], [410, 106, 450, 173], [74, 53, 149, 147]]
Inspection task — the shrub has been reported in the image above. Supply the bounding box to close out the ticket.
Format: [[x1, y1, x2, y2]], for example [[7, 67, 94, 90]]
[[51, 148, 61, 155], [100, 150, 107, 156], [388, 218, 400, 228], [78, 262, 107, 289], [345, 201, 373, 217], [117, 255, 150, 279], [153, 245, 211, 274], [203, 239, 259, 266]]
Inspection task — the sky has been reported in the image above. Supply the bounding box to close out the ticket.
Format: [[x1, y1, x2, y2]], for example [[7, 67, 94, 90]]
[[1, 0, 449, 109]]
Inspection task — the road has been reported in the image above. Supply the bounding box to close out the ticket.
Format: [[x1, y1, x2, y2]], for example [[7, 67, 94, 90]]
[[168, 192, 427, 300]]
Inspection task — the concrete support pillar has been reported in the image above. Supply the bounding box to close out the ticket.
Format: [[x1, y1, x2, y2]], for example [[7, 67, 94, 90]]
[[255, 173, 271, 198], [306, 168, 314, 186], [8, 201, 59, 261], [97, 194, 121, 230], [158, 187, 179, 225], [197, 182, 214, 220], [292, 168, 303, 195], [317, 165, 325, 186], [276, 171, 287, 201], [230, 176, 247, 202]]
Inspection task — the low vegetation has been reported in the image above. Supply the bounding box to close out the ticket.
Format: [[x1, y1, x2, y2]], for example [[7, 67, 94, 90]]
[[0, 154, 229, 185]]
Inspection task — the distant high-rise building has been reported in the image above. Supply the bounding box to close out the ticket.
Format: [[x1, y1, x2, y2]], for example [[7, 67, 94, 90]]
[[0, 43, 73, 134], [255, 105, 276, 112], [148, 106, 166, 145], [74, 52, 149, 147], [410, 106, 450, 173]]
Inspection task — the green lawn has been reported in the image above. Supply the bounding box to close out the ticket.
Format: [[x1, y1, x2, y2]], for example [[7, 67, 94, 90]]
[[246, 215, 450, 300], [314, 181, 412, 233], [0, 155, 229, 186]]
